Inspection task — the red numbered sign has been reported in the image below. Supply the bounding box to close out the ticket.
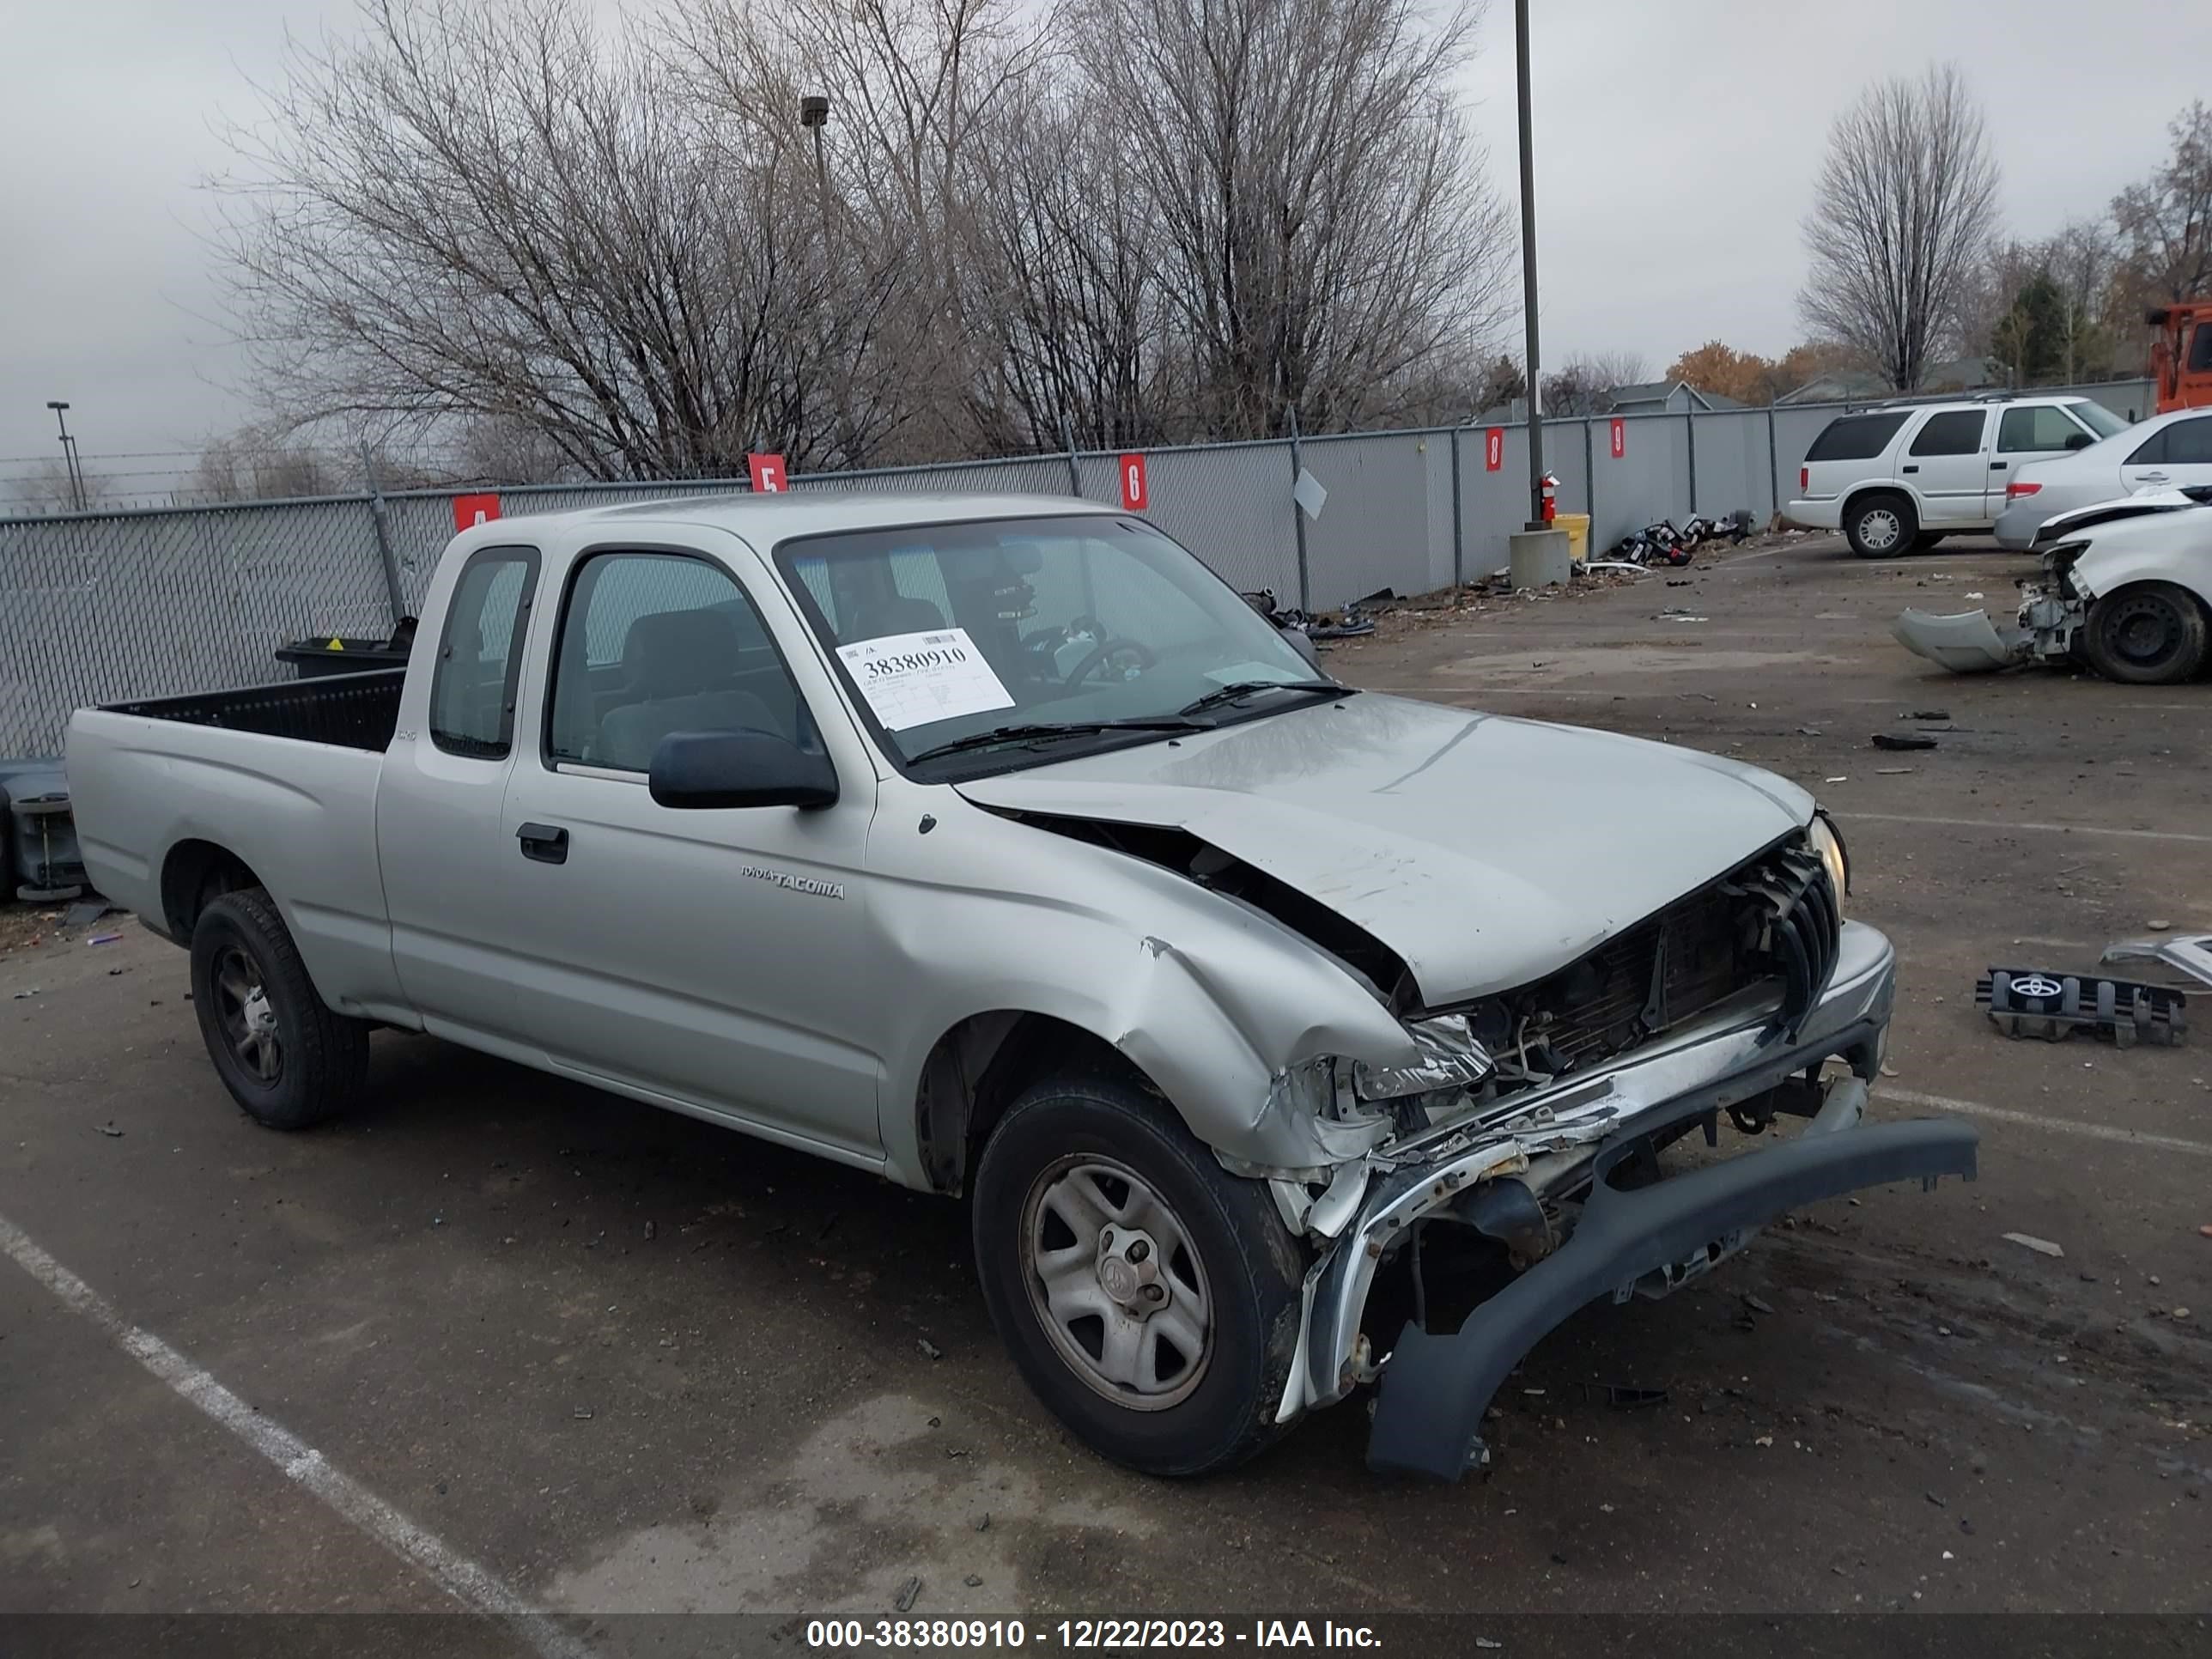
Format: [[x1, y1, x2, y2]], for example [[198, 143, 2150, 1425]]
[[1119, 453, 1149, 511], [453, 493, 501, 532], [1609, 418, 1626, 459], [1483, 427, 1504, 471], [747, 453, 788, 493]]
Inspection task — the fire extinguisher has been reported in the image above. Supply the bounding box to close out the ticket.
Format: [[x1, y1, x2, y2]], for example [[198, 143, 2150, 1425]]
[[1540, 472, 1559, 525]]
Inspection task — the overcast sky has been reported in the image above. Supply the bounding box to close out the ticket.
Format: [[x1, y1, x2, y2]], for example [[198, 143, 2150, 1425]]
[[3, 0, 2207, 492]]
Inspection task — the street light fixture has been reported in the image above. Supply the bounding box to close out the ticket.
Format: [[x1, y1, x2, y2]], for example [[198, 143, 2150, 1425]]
[[46, 400, 87, 513]]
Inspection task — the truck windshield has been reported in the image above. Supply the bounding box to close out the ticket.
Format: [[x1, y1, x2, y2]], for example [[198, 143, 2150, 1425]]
[[778, 514, 1340, 775]]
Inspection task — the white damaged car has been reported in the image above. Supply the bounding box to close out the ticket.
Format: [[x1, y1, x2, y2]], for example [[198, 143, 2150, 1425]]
[[1895, 490, 2212, 684]]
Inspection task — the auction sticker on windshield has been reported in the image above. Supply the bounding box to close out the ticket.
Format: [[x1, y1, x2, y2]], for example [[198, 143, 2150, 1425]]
[[837, 627, 1017, 731]]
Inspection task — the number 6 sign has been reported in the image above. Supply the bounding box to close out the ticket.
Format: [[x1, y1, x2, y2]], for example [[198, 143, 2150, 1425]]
[[1119, 453, 1149, 512]]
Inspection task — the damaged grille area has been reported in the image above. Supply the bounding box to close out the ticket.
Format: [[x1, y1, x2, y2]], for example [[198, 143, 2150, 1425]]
[[1457, 834, 1840, 1075]]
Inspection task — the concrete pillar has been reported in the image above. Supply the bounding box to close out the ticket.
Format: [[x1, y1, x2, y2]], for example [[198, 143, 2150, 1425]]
[[1508, 528, 1571, 590]]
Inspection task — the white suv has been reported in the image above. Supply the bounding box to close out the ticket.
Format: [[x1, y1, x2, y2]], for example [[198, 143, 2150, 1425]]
[[1787, 394, 2129, 557]]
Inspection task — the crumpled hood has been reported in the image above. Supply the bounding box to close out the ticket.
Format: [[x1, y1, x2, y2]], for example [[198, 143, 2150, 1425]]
[[956, 693, 1814, 1005]]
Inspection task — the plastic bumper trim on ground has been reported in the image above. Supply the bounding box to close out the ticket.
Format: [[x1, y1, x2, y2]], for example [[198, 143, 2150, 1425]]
[[1362, 1110, 1979, 1480]]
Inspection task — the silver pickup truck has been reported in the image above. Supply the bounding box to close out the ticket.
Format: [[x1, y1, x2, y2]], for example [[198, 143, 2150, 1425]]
[[66, 493, 1976, 1480]]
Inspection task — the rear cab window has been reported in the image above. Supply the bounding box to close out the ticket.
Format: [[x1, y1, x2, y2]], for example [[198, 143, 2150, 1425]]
[[429, 545, 539, 758], [1805, 413, 1911, 463]]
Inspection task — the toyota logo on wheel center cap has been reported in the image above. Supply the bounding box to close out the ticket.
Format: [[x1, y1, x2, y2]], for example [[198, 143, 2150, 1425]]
[[2011, 974, 2065, 999]]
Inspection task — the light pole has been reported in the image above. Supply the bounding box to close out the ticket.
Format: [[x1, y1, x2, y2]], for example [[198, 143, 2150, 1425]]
[[46, 400, 87, 513], [1512, 0, 1546, 530], [799, 94, 832, 247]]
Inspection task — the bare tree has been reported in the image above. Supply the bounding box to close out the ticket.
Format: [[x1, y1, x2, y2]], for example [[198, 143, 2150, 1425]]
[[2112, 100, 2212, 307], [1540, 353, 1647, 414], [1066, 0, 1513, 440], [2046, 218, 2120, 380], [1799, 64, 2002, 392], [6, 459, 106, 514], [212, 0, 896, 478]]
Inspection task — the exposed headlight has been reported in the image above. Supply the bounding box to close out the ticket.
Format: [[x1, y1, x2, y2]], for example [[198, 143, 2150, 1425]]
[[1808, 811, 1850, 907], [1352, 1012, 1493, 1102]]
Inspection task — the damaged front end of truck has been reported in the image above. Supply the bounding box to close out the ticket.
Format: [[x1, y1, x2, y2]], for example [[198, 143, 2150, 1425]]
[[1244, 827, 1978, 1482]]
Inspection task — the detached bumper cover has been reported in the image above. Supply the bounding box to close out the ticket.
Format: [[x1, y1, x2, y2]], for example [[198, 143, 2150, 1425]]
[[1364, 1109, 1978, 1480], [1893, 608, 2027, 674]]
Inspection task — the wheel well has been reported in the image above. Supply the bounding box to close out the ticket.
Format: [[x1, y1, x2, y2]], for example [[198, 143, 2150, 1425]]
[[1843, 484, 1915, 526], [914, 1012, 1151, 1195], [160, 841, 265, 941]]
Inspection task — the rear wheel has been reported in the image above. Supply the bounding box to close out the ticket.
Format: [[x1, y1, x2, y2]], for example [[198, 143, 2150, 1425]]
[[189, 888, 370, 1129], [971, 1072, 1306, 1476], [1845, 492, 1916, 558], [2079, 583, 2209, 685]]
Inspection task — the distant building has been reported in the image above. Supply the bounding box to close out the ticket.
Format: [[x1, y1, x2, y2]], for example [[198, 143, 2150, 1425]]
[[1775, 356, 2002, 406], [1604, 380, 1746, 415]]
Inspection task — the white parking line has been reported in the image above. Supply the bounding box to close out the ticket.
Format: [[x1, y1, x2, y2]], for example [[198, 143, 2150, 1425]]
[[0, 1213, 592, 1659], [1877, 1087, 2212, 1160]]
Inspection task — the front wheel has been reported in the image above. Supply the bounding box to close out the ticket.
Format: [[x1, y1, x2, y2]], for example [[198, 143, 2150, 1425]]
[[189, 888, 371, 1129], [971, 1073, 1306, 1476], [2079, 583, 2209, 685]]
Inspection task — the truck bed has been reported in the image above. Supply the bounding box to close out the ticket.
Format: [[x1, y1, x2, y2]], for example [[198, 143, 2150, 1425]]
[[102, 668, 404, 752]]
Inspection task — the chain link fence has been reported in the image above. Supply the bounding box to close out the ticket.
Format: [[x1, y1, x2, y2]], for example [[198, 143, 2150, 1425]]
[[0, 380, 2155, 757]]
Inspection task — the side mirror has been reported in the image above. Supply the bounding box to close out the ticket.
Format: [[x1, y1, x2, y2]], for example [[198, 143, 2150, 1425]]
[[1279, 625, 1320, 670], [2064, 433, 2093, 451], [649, 730, 839, 810]]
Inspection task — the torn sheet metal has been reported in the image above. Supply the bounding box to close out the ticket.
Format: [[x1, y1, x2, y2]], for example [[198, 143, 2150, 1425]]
[[2101, 934, 2212, 991], [1892, 608, 2029, 674]]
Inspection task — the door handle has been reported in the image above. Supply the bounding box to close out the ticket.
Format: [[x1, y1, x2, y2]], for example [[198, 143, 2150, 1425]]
[[517, 823, 569, 865], [2138, 471, 2170, 483], [1989, 460, 2007, 470], [1901, 464, 1918, 473]]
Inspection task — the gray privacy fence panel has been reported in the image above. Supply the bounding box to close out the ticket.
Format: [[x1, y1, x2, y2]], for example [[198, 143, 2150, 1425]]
[[1588, 412, 1687, 550], [1106, 442, 1301, 600], [1688, 410, 1770, 523], [1, 497, 395, 757], [1300, 430, 1437, 608]]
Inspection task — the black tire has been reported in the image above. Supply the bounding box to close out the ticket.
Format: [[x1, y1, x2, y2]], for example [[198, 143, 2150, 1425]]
[[2078, 583, 2210, 685], [1844, 491, 1917, 559], [971, 1073, 1306, 1476], [189, 888, 370, 1129]]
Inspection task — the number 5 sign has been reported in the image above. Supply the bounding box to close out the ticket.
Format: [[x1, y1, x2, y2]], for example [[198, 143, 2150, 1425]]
[[1609, 418, 1626, 459], [747, 453, 787, 493], [1119, 453, 1149, 512], [1483, 427, 1504, 471]]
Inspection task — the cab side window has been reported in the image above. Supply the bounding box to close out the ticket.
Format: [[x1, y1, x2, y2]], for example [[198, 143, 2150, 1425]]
[[546, 551, 811, 774], [429, 545, 538, 758], [1907, 410, 1987, 456]]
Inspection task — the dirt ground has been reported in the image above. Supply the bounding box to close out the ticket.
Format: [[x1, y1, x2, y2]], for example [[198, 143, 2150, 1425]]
[[3, 532, 2209, 1650]]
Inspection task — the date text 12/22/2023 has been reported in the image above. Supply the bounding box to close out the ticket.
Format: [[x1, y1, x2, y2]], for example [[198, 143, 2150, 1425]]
[[804, 1620, 1384, 1649]]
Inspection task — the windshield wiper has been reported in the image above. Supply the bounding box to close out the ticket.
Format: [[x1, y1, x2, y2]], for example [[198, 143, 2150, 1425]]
[[1176, 678, 1350, 719], [907, 717, 1205, 765]]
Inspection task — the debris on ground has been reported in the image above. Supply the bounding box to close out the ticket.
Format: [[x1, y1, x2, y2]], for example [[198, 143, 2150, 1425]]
[[2002, 1233, 2066, 1258], [917, 1336, 944, 1360], [1978, 968, 2187, 1046], [1907, 709, 1951, 721], [10, 988, 39, 1000], [63, 900, 115, 929], [572, 1407, 595, 1419], [1742, 1292, 1777, 1316], [894, 1577, 923, 1613], [2101, 933, 2212, 990], [96, 1123, 123, 1138], [964, 1574, 983, 1588], [88, 932, 123, 945], [1873, 732, 1939, 751]]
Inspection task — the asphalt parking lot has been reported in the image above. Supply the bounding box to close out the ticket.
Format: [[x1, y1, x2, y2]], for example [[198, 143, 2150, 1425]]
[[4, 531, 2210, 1647]]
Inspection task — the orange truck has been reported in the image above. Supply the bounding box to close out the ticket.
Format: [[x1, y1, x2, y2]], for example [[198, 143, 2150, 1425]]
[[2148, 303, 2212, 411]]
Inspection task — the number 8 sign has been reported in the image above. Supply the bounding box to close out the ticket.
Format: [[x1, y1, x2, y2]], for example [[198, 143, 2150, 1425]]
[[1119, 453, 1149, 512], [1484, 428, 1504, 471]]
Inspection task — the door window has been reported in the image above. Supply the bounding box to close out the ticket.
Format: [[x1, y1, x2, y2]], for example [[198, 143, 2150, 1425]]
[[2160, 416, 2212, 465], [546, 551, 811, 773], [1906, 410, 1987, 456], [428, 545, 538, 758], [1997, 405, 2092, 453]]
